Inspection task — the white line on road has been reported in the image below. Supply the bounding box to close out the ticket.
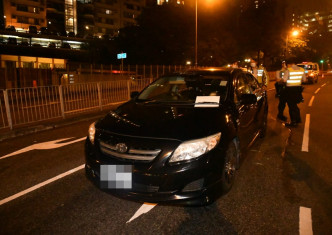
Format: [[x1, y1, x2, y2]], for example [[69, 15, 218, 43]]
[[314, 88, 320, 94], [299, 207, 313, 235], [267, 88, 275, 91], [302, 114, 310, 152], [308, 96, 315, 107], [0, 137, 86, 160], [0, 164, 85, 206], [126, 203, 157, 223], [321, 83, 326, 87]]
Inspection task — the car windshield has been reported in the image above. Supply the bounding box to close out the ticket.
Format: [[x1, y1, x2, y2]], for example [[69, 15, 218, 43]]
[[297, 64, 313, 70], [137, 74, 229, 103]]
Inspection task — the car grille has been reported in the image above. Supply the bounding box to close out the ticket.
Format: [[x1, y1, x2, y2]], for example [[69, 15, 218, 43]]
[[132, 183, 159, 193], [99, 141, 162, 162]]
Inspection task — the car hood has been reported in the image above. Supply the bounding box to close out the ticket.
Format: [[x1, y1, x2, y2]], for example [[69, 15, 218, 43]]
[[96, 101, 228, 141]]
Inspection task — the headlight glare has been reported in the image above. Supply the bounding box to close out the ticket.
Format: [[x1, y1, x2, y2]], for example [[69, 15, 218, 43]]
[[88, 122, 96, 144], [170, 133, 221, 163]]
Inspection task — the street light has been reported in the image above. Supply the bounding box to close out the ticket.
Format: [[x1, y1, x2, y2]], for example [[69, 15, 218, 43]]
[[195, 0, 216, 68], [195, 0, 198, 68], [285, 29, 300, 59]]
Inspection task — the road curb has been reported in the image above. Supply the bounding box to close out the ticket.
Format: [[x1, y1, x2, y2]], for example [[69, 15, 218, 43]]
[[0, 111, 109, 142]]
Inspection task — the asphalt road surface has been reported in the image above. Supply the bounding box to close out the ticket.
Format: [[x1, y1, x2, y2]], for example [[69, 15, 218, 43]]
[[0, 74, 331, 234]]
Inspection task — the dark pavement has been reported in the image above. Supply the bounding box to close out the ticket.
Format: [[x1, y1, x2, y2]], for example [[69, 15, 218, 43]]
[[0, 74, 331, 234]]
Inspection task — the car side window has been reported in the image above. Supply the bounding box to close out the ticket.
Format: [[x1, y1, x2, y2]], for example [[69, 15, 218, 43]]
[[246, 73, 260, 92], [234, 73, 251, 104]]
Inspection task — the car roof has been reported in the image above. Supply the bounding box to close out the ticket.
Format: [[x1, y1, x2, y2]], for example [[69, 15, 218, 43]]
[[182, 67, 243, 76]]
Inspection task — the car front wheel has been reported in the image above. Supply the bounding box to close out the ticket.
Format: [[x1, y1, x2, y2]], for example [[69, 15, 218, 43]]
[[221, 139, 238, 193]]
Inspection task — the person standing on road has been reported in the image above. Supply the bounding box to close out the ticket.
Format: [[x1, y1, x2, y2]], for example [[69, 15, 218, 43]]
[[283, 60, 305, 127], [249, 59, 269, 87], [276, 61, 288, 122]]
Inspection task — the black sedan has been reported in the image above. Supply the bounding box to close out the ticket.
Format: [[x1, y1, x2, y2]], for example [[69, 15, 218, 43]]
[[85, 67, 268, 205]]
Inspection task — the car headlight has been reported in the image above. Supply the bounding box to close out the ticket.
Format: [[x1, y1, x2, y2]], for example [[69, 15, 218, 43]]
[[169, 133, 221, 163], [88, 122, 96, 144]]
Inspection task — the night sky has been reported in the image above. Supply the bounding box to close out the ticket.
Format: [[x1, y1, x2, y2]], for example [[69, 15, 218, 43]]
[[289, 0, 332, 12]]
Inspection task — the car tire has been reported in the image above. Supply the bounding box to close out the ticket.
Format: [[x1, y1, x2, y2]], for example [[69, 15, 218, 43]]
[[221, 139, 238, 193]]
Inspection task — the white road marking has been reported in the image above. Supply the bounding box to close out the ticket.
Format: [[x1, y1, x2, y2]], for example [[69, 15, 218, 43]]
[[321, 83, 326, 87], [302, 114, 310, 152], [267, 88, 275, 91], [0, 137, 86, 160], [314, 88, 320, 94], [299, 207, 313, 235], [126, 203, 157, 223], [308, 96, 315, 107], [0, 164, 85, 206]]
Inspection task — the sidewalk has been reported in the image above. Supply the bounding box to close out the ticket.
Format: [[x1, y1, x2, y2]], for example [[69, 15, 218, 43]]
[[0, 109, 111, 142]]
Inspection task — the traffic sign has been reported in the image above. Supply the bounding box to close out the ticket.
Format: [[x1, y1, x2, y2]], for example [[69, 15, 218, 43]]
[[117, 53, 127, 59]]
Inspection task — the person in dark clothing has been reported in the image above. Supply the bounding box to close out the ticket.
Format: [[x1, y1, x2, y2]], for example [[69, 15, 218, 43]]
[[276, 61, 288, 121]]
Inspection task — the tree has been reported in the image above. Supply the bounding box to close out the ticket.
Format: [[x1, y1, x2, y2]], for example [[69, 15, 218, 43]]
[[237, 0, 288, 68]]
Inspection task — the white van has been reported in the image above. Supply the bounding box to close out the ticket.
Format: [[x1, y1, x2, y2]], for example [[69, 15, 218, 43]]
[[297, 62, 320, 83]]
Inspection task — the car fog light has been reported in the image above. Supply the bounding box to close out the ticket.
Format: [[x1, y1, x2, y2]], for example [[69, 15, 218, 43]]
[[182, 178, 204, 192], [169, 133, 221, 163], [88, 122, 96, 144]]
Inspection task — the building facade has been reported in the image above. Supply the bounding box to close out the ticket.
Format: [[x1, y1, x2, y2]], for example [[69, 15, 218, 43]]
[[2, 0, 146, 37], [3, 0, 47, 32], [298, 11, 332, 35]]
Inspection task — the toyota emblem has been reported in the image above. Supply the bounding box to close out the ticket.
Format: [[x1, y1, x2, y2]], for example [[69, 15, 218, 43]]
[[115, 143, 128, 153]]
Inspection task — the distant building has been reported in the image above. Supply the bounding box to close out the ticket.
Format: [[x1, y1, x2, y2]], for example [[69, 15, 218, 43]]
[[156, 0, 185, 5], [298, 11, 332, 35], [3, 0, 47, 32], [239, 0, 267, 12], [2, 0, 146, 37]]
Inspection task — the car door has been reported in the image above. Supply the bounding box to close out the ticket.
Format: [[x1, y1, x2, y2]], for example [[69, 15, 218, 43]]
[[246, 73, 266, 132], [234, 73, 258, 148]]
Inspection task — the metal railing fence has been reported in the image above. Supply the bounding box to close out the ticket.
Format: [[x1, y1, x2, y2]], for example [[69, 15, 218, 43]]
[[0, 78, 151, 130], [0, 90, 9, 129]]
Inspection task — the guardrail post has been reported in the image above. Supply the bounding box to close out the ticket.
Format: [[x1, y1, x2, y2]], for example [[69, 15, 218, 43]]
[[3, 90, 13, 129], [58, 85, 65, 119], [97, 83, 102, 111]]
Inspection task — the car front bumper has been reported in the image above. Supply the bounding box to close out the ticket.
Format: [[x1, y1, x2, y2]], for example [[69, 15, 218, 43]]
[[85, 138, 226, 205]]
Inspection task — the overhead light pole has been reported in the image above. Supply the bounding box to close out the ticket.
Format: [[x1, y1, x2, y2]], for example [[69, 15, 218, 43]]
[[195, 0, 198, 68]]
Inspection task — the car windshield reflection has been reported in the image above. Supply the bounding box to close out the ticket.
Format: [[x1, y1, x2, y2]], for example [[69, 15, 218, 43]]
[[137, 75, 229, 103]]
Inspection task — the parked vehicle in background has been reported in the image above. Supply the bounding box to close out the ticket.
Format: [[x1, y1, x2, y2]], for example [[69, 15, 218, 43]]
[[5, 26, 16, 32], [28, 26, 38, 34], [297, 62, 319, 84], [40, 27, 49, 35]]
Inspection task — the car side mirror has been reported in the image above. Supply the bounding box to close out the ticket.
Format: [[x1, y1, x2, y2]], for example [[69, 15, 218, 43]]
[[130, 91, 139, 99], [240, 94, 257, 105]]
